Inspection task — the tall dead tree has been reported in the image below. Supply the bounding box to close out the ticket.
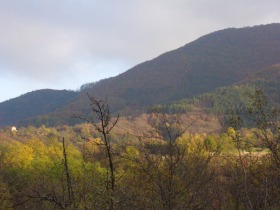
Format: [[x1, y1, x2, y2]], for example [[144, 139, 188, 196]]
[[75, 94, 119, 209]]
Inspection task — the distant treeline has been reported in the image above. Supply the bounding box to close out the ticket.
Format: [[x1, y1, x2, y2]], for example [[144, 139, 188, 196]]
[[150, 80, 280, 115]]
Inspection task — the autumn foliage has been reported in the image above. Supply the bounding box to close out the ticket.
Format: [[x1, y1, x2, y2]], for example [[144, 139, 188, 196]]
[[0, 91, 280, 209]]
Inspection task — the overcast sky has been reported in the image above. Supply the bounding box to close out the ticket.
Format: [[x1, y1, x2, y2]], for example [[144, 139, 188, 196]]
[[0, 0, 280, 102]]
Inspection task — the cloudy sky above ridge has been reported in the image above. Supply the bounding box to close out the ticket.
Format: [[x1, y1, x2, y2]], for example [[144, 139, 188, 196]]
[[1, 0, 280, 102]]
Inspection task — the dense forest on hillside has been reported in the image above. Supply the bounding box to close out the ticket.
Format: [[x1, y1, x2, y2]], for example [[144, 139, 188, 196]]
[[0, 89, 78, 127], [2, 24, 280, 127], [0, 90, 280, 209], [150, 66, 280, 116], [150, 85, 256, 114]]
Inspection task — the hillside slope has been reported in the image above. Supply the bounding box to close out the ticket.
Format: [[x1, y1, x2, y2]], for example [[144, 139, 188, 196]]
[[1, 23, 280, 126], [73, 23, 280, 112], [0, 89, 77, 126], [152, 64, 280, 115]]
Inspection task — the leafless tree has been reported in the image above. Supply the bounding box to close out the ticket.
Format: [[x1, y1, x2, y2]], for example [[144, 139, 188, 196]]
[[74, 93, 119, 209]]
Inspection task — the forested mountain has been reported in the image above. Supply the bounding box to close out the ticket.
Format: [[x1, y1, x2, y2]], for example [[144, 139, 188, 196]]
[[1, 23, 280, 126], [80, 23, 280, 105], [0, 89, 77, 126], [151, 64, 280, 115]]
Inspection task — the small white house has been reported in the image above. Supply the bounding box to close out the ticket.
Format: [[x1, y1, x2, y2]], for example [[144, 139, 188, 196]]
[[11, 126, 17, 132]]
